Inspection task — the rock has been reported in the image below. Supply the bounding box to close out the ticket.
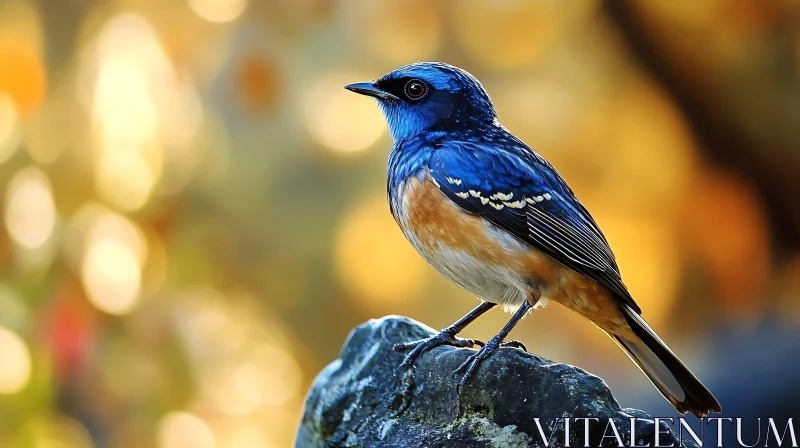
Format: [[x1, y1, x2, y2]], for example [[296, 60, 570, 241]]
[[296, 316, 697, 448]]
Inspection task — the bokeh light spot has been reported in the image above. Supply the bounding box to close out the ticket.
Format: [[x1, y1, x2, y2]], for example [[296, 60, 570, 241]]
[[4, 166, 56, 250], [94, 58, 158, 144], [335, 197, 428, 307], [95, 149, 156, 212], [63, 203, 148, 277], [0, 326, 31, 394], [85, 14, 186, 211], [158, 412, 216, 448], [81, 239, 141, 315], [91, 210, 149, 264], [189, 0, 248, 23], [0, 39, 46, 114], [303, 73, 386, 153]]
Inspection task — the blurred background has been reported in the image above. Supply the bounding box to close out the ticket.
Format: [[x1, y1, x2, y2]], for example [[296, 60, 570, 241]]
[[0, 0, 798, 446]]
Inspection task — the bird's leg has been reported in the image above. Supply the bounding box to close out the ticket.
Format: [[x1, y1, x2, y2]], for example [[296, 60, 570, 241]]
[[394, 301, 497, 370], [455, 300, 533, 392]]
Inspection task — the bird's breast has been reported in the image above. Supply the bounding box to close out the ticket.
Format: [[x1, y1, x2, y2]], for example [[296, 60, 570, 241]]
[[390, 172, 559, 308], [392, 173, 510, 262]]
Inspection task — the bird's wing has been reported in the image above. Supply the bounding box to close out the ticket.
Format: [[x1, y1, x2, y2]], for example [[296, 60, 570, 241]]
[[428, 140, 640, 313]]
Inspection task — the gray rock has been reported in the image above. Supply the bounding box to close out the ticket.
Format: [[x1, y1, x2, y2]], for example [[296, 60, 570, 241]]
[[296, 316, 697, 448]]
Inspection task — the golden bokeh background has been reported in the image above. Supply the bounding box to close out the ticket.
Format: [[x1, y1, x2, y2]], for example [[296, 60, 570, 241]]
[[0, 0, 798, 446]]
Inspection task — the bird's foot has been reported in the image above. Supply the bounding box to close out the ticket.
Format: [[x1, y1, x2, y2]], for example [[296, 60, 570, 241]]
[[454, 335, 527, 393], [454, 335, 502, 393], [394, 328, 484, 370]]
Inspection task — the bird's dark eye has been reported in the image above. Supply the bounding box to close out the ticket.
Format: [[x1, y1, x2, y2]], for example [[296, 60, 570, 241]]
[[404, 79, 428, 100]]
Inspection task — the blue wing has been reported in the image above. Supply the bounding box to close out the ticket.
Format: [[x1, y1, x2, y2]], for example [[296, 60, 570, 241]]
[[428, 140, 639, 313]]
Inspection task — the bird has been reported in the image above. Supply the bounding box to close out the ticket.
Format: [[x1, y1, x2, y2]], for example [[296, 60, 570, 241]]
[[344, 62, 721, 418]]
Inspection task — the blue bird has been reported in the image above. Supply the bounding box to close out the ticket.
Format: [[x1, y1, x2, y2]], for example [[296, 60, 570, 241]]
[[345, 62, 721, 417]]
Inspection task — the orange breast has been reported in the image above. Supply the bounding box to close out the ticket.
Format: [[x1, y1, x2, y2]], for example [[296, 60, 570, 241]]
[[403, 175, 567, 286], [403, 175, 511, 264]]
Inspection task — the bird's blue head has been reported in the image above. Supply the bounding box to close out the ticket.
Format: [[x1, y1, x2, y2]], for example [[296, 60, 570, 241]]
[[345, 62, 496, 143]]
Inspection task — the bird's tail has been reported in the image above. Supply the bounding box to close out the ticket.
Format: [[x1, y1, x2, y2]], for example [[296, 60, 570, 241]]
[[611, 305, 721, 418]]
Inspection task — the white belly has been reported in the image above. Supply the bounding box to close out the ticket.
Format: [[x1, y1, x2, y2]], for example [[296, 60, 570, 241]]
[[406, 224, 533, 311]]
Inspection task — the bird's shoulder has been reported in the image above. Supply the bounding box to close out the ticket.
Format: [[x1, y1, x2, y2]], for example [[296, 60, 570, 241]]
[[427, 132, 560, 202]]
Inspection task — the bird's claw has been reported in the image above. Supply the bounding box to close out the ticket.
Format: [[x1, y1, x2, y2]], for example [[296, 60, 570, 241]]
[[394, 329, 484, 370], [454, 337, 527, 394], [454, 336, 502, 393], [500, 340, 527, 352]]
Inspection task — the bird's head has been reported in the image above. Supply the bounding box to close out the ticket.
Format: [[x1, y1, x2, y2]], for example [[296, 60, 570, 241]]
[[345, 62, 497, 142]]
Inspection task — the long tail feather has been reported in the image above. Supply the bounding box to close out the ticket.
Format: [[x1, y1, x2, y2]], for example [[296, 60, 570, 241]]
[[612, 305, 721, 417]]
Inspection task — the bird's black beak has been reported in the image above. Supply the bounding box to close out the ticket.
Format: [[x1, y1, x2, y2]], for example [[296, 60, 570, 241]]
[[344, 82, 399, 101]]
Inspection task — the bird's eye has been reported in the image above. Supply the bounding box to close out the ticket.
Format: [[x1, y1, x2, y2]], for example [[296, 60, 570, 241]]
[[404, 80, 428, 100]]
